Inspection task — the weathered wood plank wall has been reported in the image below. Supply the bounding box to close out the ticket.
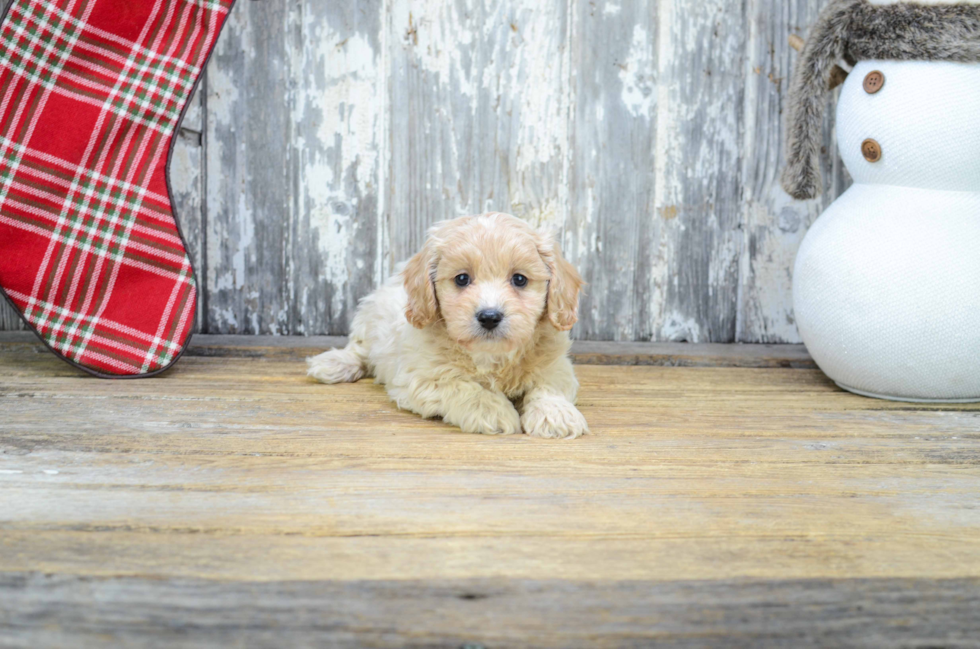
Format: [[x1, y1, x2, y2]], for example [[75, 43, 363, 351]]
[[0, 0, 847, 341]]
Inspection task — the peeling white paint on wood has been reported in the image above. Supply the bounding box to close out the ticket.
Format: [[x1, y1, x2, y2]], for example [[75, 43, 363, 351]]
[[737, 0, 850, 343], [386, 0, 572, 263], [204, 1, 384, 335], [565, 0, 658, 341], [645, 0, 747, 343], [0, 0, 847, 343]]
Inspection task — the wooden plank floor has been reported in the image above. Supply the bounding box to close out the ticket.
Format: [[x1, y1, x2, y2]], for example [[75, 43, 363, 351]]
[[2, 336, 979, 647]]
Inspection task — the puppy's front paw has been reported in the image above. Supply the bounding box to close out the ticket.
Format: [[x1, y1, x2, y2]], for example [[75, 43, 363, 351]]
[[451, 391, 522, 436], [307, 349, 366, 384], [521, 396, 589, 440]]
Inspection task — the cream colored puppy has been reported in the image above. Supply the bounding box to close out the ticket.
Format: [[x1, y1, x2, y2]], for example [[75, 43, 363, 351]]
[[307, 212, 588, 439]]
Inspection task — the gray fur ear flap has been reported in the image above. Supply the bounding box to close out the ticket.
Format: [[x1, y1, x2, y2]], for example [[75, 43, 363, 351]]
[[781, 0, 861, 200]]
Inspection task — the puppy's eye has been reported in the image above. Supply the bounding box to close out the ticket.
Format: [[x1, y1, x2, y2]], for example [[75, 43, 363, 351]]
[[454, 273, 471, 288], [512, 274, 528, 288]]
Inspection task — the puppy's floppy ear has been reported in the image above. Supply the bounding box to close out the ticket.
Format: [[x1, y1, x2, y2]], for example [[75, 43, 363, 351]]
[[403, 238, 439, 329], [537, 230, 583, 331]]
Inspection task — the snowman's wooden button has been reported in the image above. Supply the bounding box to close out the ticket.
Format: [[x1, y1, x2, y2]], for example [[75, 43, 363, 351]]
[[863, 71, 885, 94], [861, 138, 882, 163]]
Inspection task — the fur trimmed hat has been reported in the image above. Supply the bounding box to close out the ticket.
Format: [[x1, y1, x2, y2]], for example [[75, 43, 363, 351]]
[[781, 0, 980, 200]]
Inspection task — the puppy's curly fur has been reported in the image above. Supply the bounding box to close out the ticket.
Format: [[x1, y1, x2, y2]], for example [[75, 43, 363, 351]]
[[782, 0, 980, 200], [308, 213, 589, 439]]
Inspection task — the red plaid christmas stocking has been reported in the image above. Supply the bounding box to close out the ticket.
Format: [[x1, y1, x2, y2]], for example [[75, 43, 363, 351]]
[[0, 0, 234, 377]]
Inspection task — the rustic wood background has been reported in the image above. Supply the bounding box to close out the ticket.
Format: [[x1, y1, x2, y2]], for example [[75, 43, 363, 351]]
[[0, 0, 849, 342]]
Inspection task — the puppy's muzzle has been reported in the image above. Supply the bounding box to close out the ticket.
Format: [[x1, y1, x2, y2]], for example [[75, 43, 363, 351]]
[[476, 309, 504, 331]]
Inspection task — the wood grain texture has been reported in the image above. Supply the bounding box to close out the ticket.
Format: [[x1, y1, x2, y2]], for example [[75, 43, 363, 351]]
[[565, 0, 657, 341], [651, 0, 746, 344], [386, 0, 570, 263], [3, 574, 979, 648], [0, 0, 849, 343], [736, 0, 851, 342], [204, 0, 384, 335], [2, 341, 979, 643], [0, 295, 24, 331]]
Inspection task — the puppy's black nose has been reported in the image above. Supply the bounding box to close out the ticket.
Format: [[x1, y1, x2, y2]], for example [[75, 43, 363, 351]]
[[477, 309, 504, 331]]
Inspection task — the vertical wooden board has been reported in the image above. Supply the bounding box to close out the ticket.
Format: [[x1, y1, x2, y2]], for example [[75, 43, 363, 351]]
[[385, 0, 570, 265], [648, 0, 747, 343], [288, 1, 385, 335], [205, 1, 384, 335], [0, 305, 24, 331], [565, 0, 659, 341], [737, 0, 849, 343], [0, 301, 25, 331], [170, 85, 205, 332], [204, 2, 289, 334]]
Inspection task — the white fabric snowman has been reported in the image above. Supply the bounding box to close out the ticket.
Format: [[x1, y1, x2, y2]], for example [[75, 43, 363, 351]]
[[783, 0, 980, 401]]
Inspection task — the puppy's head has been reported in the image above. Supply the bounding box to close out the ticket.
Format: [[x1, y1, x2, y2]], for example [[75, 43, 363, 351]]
[[403, 213, 583, 352]]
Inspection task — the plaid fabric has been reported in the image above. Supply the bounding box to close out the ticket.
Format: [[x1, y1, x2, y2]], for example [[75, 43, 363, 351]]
[[0, 0, 234, 377]]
